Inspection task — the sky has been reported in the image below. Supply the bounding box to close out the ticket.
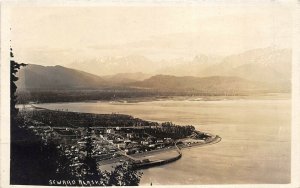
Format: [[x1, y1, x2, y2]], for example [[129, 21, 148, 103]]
[[9, 2, 294, 67]]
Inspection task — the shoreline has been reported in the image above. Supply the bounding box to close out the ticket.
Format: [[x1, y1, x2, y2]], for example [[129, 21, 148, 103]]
[[25, 104, 222, 170], [16, 92, 291, 106], [98, 135, 222, 169]]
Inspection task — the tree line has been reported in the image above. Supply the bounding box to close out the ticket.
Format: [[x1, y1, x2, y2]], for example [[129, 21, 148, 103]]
[[145, 122, 195, 139]]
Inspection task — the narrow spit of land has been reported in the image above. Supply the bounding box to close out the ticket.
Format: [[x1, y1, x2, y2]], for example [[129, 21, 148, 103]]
[[18, 105, 221, 170]]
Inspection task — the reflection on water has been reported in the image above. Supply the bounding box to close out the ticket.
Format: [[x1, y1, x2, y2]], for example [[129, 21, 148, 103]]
[[35, 96, 291, 184]]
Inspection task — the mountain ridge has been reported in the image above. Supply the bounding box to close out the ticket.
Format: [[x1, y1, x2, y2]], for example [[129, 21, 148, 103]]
[[129, 74, 271, 93], [17, 64, 107, 90], [16, 47, 291, 93]]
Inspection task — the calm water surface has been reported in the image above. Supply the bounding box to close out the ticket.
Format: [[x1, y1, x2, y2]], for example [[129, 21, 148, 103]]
[[36, 97, 291, 184]]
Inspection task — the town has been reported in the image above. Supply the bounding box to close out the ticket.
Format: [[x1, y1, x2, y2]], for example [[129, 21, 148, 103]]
[[17, 106, 219, 177]]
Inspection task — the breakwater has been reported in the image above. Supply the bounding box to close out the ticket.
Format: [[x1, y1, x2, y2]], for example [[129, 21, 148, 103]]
[[131, 135, 221, 170], [131, 141, 182, 170]]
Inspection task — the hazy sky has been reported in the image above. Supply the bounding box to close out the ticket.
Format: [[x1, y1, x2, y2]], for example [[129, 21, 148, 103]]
[[10, 2, 293, 66]]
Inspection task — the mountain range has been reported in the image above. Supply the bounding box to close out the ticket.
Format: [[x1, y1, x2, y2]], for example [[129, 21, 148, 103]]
[[16, 47, 291, 93], [17, 65, 268, 93]]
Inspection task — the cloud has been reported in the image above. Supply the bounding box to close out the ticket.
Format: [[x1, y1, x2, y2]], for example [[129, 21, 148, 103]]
[[10, 4, 293, 65]]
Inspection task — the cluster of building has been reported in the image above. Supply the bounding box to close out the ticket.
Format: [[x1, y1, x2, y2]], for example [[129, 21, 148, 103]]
[[24, 116, 176, 169], [18, 108, 217, 174]]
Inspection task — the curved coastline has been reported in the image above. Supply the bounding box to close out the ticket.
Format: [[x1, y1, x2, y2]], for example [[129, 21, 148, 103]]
[[28, 104, 221, 170], [129, 135, 222, 170]]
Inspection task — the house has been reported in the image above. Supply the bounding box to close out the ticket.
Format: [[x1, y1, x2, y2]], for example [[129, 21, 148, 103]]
[[126, 133, 134, 138], [164, 138, 173, 143], [77, 141, 87, 145], [106, 129, 115, 134], [117, 143, 126, 149], [116, 138, 124, 142], [124, 139, 131, 144], [141, 141, 149, 145]]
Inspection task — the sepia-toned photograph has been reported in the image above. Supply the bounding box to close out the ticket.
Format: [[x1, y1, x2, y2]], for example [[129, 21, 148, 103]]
[[1, 1, 300, 187]]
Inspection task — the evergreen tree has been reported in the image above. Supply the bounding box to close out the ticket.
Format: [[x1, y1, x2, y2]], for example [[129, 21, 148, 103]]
[[109, 162, 142, 186], [10, 46, 143, 186], [10, 46, 26, 118], [81, 126, 101, 181]]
